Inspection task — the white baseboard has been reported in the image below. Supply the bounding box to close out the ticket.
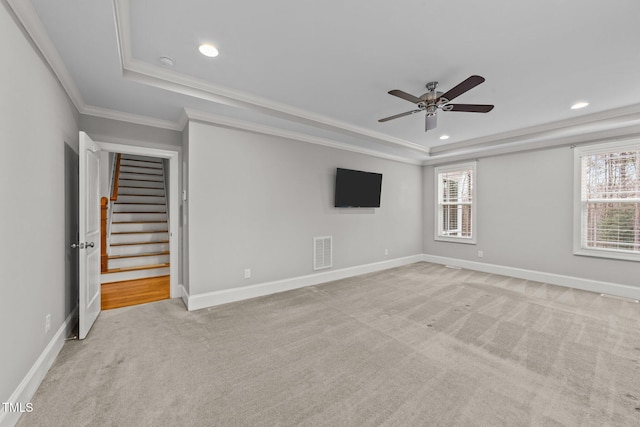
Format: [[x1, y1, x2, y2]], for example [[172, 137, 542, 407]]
[[422, 254, 640, 300], [0, 307, 78, 427], [186, 255, 424, 311], [179, 284, 189, 309], [183, 253, 639, 310]]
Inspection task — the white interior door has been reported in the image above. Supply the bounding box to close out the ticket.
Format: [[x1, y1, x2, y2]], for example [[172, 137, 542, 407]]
[[78, 131, 101, 339]]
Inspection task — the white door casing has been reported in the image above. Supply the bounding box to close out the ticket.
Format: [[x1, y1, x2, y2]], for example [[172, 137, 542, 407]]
[[78, 131, 101, 339]]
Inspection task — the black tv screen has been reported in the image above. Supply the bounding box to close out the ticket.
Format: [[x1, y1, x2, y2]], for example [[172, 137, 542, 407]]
[[334, 168, 383, 208]]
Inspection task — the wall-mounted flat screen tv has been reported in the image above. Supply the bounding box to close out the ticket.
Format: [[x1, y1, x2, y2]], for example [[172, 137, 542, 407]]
[[334, 168, 383, 208]]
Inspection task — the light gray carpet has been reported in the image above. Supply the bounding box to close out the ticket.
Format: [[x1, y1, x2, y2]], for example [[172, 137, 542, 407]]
[[17, 262, 640, 426]]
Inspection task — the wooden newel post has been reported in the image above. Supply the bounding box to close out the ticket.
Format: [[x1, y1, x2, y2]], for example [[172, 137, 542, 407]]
[[100, 197, 108, 273]]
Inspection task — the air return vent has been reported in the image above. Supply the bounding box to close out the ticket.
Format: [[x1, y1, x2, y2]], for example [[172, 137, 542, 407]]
[[313, 236, 332, 270]]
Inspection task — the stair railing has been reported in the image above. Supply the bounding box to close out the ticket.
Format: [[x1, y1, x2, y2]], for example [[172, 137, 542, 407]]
[[110, 153, 122, 201]]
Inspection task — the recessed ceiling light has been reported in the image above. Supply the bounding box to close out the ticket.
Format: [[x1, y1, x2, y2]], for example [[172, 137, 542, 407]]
[[158, 56, 175, 67], [571, 101, 589, 110], [439, 135, 450, 140], [198, 43, 219, 58]]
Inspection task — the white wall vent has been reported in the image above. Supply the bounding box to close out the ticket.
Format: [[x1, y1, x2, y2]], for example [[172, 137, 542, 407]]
[[313, 236, 332, 270]]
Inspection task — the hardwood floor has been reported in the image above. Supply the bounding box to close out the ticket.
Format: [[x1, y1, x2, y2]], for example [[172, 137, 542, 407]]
[[101, 275, 170, 310]]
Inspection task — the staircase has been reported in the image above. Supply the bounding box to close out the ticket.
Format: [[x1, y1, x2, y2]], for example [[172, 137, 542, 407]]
[[101, 154, 170, 284]]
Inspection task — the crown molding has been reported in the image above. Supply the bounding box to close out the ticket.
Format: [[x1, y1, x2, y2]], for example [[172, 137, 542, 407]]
[[5, 0, 85, 112], [111, 0, 132, 67], [423, 121, 640, 166], [112, 0, 429, 156], [184, 108, 423, 165], [81, 105, 182, 131], [429, 103, 640, 157]]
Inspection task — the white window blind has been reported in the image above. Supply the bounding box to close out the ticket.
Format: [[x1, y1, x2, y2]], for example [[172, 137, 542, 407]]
[[574, 140, 640, 261], [435, 162, 476, 244]]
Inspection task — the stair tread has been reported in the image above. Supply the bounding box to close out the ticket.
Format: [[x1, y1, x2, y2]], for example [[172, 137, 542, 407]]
[[119, 171, 163, 176], [115, 202, 166, 205], [103, 263, 170, 274], [118, 182, 163, 185], [118, 186, 164, 189], [121, 158, 162, 163], [109, 251, 170, 260], [112, 231, 168, 236], [118, 192, 165, 195], [110, 240, 169, 247], [118, 194, 165, 197], [120, 161, 162, 166], [119, 174, 163, 178], [118, 185, 164, 189], [120, 163, 163, 169], [118, 191, 165, 194], [121, 158, 162, 164], [114, 211, 167, 214], [118, 196, 165, 199], [111, 221, 167, 226]]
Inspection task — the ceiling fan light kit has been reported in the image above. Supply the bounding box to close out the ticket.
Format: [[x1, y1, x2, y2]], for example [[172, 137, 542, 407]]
[[379, 75, 494, 132]]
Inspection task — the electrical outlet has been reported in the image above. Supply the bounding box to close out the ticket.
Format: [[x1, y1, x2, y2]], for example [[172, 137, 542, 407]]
[[478, 251, 484, 258], [45, 314, 51, 333], [244, 268, 251, 279], [384, 249, 389, 256]]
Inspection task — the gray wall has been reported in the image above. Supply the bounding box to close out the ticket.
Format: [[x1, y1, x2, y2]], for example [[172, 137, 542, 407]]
[[79, 115, 182, 147], [187, 122, 423, 295], [424, 146, 639, 287], [98, 151, 112, 199], [0, 3, 79, 404]]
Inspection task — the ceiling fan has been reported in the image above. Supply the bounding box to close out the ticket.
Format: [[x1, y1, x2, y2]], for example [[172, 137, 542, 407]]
[[379, 75, 494, 132]]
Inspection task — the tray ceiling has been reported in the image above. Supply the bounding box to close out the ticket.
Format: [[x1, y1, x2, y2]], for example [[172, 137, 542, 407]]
[[12, 0, 640, 162]]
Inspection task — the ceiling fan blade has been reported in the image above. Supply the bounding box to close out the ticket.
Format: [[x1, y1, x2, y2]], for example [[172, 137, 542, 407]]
[[446, 104, 494, 113], [388, 90, 423, 104], [425, 114, 437, 131], [438, 75, 485, 103], [378, 109, 422, 122]]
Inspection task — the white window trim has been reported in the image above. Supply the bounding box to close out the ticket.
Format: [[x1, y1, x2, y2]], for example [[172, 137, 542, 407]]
[[434, 161, 477, 245], [573, 138, 640, 262]]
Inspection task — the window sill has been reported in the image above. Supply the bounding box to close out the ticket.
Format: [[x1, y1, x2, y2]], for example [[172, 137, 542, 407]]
[[574, 248, 640, 263], [435, 236, 477, 245]]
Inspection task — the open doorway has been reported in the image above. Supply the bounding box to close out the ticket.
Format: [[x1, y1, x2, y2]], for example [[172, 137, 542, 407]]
[[100, 152, 171, 309]]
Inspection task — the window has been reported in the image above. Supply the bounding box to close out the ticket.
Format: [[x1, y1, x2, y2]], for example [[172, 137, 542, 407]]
[[435, 162, 476, 244], [574, 139, 640, 261]]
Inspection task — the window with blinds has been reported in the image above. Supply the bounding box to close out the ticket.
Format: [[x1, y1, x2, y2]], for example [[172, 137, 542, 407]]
[[435, 162, 476, 244], [574, 140, 640, 261]]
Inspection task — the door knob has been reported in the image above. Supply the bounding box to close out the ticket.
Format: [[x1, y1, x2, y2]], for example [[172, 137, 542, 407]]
[[71, 243, 85, 249], [86, 242, 95, 248]]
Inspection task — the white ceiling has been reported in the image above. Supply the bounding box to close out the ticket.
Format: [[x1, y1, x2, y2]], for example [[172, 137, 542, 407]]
[[12, 0, 640, 162]]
